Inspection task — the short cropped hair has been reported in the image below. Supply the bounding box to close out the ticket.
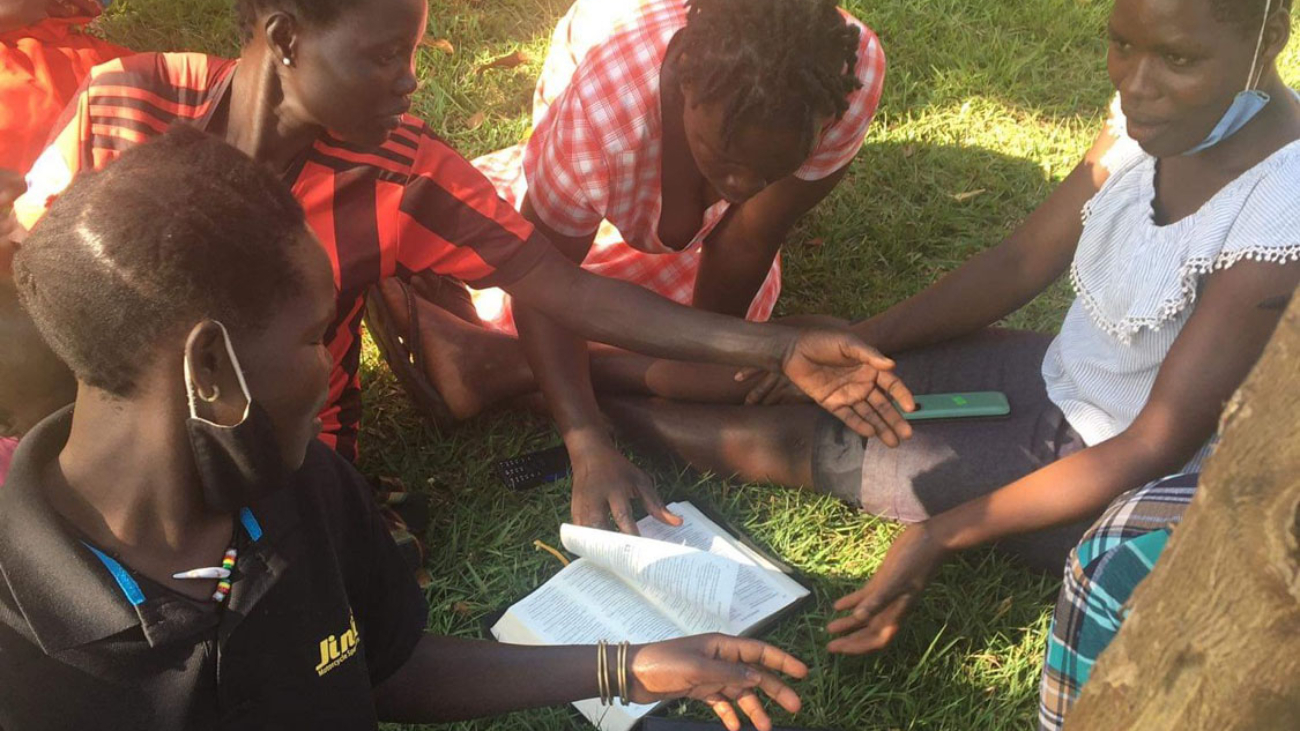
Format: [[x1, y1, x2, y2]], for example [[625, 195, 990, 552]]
[[14, 125, 309, 397]]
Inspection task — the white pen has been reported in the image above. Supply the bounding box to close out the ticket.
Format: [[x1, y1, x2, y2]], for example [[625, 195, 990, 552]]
[[172, 567, 231, 580]]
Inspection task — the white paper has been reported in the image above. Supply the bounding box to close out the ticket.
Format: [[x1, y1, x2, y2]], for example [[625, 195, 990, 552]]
[[491, 501, 809, 731], [500, 560, 684, 644], [639, 503, 809, 634], [561, 524, 737, 634]]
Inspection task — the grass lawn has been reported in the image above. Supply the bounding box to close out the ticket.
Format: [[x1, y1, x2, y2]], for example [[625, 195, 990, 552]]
[[97, 2, 1300, 729]]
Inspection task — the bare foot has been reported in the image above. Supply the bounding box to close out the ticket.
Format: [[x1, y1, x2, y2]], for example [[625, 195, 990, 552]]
[[406, 271, 483, 326], [376, 279, 536, 420]]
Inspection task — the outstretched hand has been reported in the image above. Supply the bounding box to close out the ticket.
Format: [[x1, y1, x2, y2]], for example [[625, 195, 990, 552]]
[[826, 523, 950, 654], [775, 328, 916, 446], [630, 634, 808, 731], [569, 442, 681, 535]]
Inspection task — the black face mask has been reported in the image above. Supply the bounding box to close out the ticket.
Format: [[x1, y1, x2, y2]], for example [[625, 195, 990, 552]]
[[184, 322, 287, 513]]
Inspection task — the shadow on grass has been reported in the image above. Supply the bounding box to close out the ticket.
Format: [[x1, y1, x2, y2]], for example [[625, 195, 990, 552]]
[[781, 139, 1074, 331], [845, 0, 1114, 123], [357, 356, 1062, 730]]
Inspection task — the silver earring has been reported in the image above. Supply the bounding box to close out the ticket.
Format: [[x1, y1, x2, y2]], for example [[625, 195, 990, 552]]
[[282, 57, 291, 67], [199, 384, 221, 403]]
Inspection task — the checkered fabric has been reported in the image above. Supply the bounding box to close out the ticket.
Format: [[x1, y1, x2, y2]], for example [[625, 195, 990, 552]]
[[471, 0, 886, 333], [1038, 472, 1198, 730]]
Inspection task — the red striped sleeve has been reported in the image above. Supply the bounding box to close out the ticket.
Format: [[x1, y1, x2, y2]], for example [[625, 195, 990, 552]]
[[14, 64, 101, 229], [394, 127, 550, 287], [15, 52, 235, 230]]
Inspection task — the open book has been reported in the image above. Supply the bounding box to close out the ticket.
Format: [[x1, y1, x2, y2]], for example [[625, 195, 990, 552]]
[[490, 501, 810, 731]]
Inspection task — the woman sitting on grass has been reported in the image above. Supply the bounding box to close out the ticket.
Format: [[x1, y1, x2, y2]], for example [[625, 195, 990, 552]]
[[0, 127, 807, 731], [376, 0, 887, 532], [600, 0, 1300, 658]]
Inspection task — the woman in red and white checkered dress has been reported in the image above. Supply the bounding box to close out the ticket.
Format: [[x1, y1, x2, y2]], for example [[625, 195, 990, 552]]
[[395, 0, 889, 534], [470, 0, 886, 331]]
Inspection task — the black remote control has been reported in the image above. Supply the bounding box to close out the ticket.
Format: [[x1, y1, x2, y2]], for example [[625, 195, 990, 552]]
[[495, 445, 572, 491]]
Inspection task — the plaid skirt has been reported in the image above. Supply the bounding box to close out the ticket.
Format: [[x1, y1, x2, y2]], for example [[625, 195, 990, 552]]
[[1038, 472, 1199, 730]]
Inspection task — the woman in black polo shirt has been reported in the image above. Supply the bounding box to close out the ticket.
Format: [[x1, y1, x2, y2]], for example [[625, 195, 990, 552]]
[[0, 127, 806, 731]]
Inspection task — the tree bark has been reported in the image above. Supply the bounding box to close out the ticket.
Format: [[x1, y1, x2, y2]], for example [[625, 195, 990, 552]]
[[1066, 293, 1300, 730]]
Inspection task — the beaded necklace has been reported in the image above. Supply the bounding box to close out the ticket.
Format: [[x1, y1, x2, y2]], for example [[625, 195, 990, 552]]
[[171, 532, 239, 604], [211, 547, 238, 603]]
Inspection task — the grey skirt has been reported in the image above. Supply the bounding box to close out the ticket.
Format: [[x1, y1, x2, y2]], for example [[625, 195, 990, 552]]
[[813, 329, 1097, 571]]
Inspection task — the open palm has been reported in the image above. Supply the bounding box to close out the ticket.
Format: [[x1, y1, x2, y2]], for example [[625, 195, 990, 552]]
[[630, 634, 808, 731], [780, 328, 916, 446]]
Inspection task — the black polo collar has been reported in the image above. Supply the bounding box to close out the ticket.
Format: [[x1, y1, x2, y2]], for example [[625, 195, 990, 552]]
[[0, 407, 304, 655]]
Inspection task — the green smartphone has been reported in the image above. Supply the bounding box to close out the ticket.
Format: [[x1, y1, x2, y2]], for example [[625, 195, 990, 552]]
[[901, 391, 1010, 421]]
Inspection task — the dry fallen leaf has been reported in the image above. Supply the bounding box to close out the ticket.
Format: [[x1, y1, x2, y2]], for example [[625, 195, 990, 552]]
[[902, 144, 916, 158], [452, 601, 473, 617], [476, 49, 530, 74], [806, 237, 825, 248], [465, 111, 486, 130], [951, 188, 987, 203], [421, 37, 455, 55]]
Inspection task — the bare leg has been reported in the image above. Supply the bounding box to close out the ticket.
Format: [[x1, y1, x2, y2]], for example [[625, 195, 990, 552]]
[[600, 396, 820, 488], [377, 279, 536, 419]]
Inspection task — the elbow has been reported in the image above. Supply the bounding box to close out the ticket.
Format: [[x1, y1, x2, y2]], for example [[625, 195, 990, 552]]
[[1109, 420, 1210, 478]]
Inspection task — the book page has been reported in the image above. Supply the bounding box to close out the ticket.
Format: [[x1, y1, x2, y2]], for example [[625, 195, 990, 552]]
[[491, 502, 808, 731], [560, 524, 737, 634], [493, 559, 683, 644], [639, 503, 809, 634], [490, 561, 670, 731]]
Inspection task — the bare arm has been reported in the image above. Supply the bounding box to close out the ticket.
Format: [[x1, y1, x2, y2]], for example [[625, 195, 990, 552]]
[[512, 196, 679, 532], [504, 238, 915, 441], [511, 195, 599, 445], [828, 258, 1300, 654], [513, 167, 848, 529], [857, 126, 1120, 354], [931, 259, 1300, 548], [508, 244, 788, 367], [372, 634, 808, 730], [694, 167, 849, 316]]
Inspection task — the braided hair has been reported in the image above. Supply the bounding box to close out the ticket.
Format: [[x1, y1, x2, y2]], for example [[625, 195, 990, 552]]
[[675, 0, 863, 151], [14, 125, 309, 397]]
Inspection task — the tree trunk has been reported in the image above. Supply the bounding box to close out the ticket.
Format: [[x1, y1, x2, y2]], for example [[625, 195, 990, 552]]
[[1066, 293, 1300, 730]]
